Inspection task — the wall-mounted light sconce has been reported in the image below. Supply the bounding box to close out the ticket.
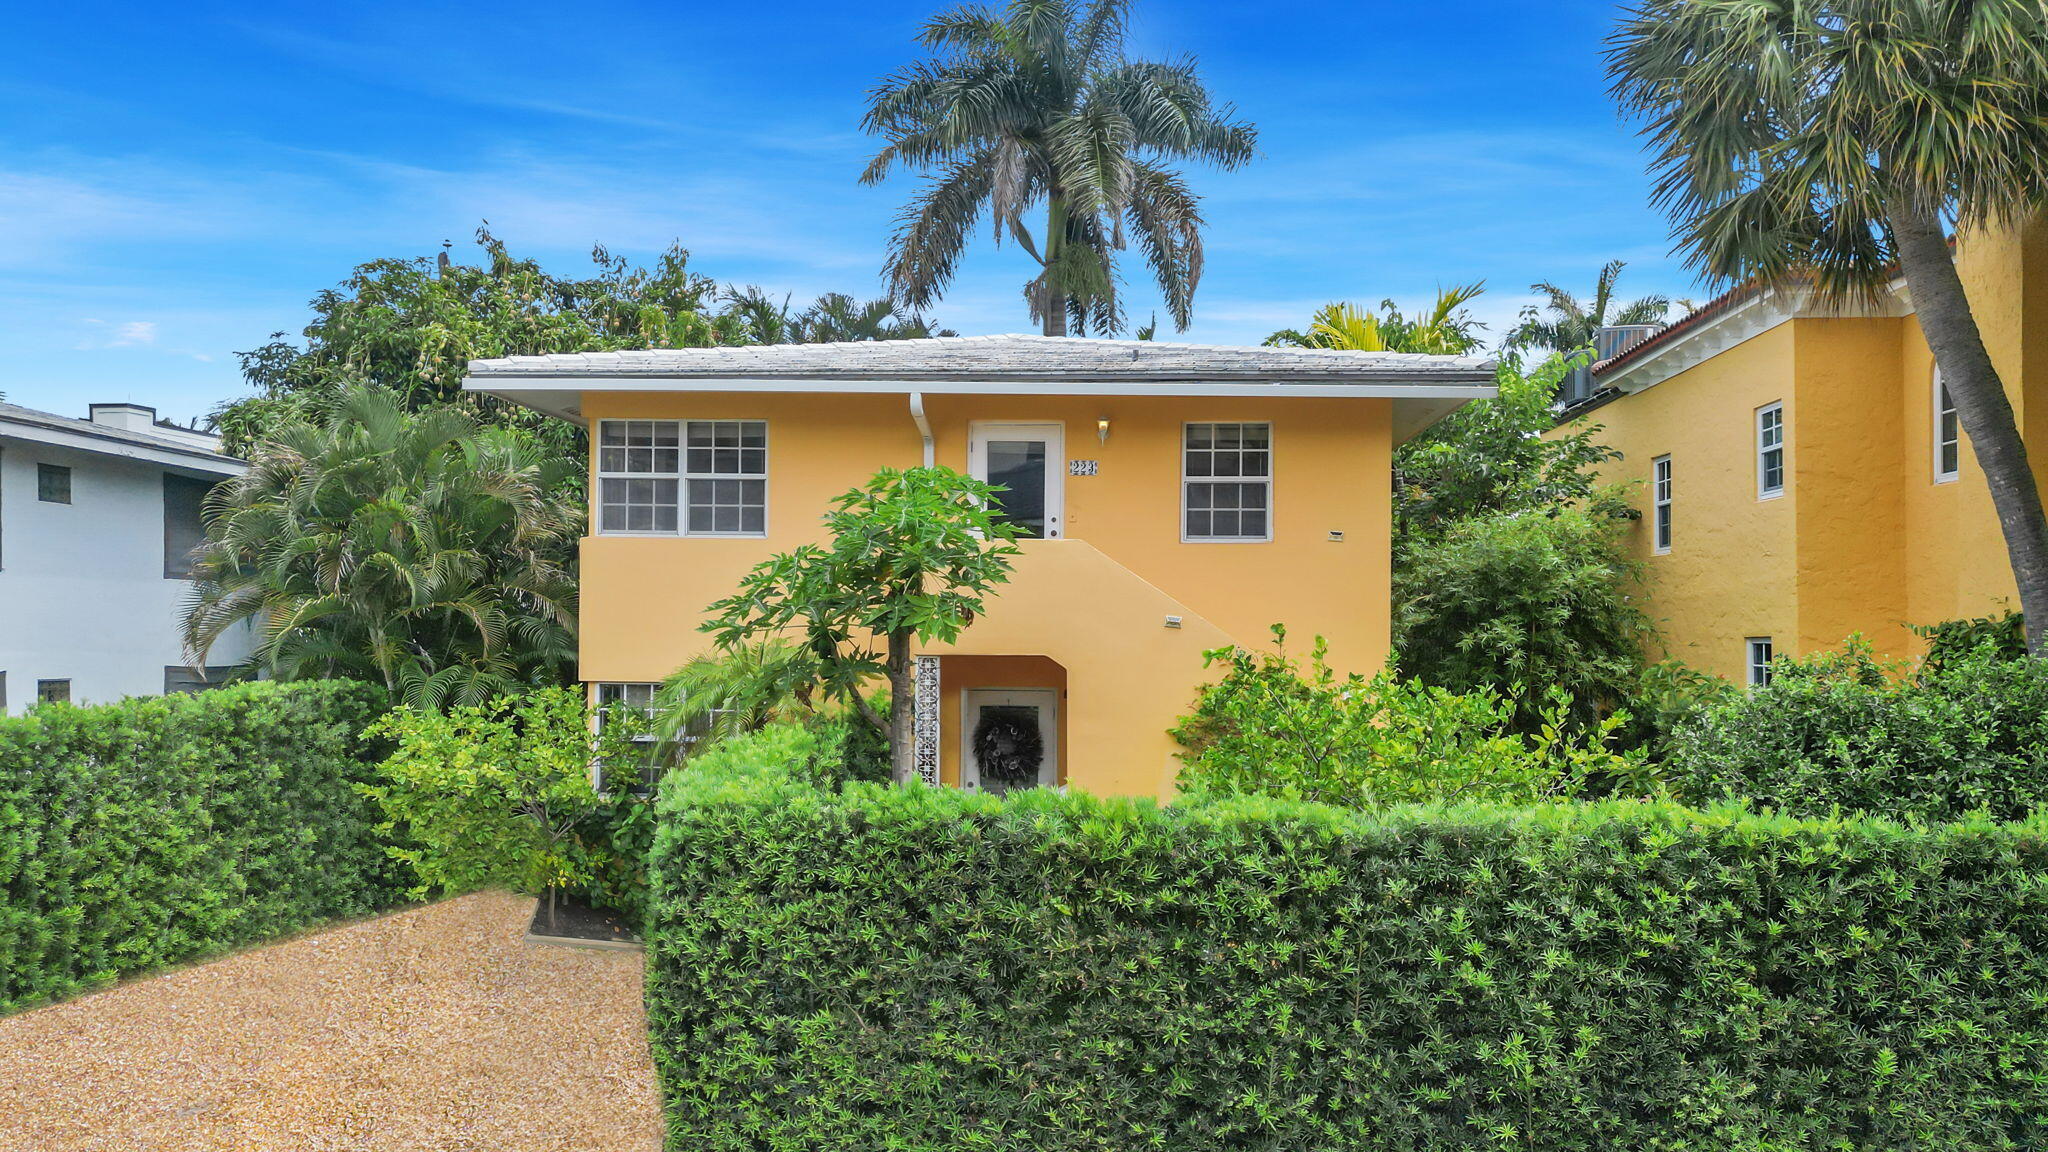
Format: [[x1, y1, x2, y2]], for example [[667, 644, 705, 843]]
[[1097, 418, 1111, 444]]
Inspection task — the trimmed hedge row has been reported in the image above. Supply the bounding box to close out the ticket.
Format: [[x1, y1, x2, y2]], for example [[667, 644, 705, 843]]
[[1, 680, 404, 1011], [647, 728, 2048, 1150]]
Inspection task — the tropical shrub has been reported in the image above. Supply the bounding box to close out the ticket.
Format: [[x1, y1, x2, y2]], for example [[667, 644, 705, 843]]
[[362, 686, 651, 926], [1170, 627, 1650, 807], [184, 386, 581, 709], [1913, 609, 2027, 670], [646, 737, 2048, 1150], [1669, 641, 2048, 821], [0, 681, 401, 1012], [1395, 506, 1653, 733]]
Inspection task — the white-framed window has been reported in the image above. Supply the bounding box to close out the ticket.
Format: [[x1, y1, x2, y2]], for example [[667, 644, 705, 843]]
[[1182, 422, 1272, 542], [596, 419, 767, 536], [1755, 403, 1785, 498], [1933, 370, 1960, 483], [594, 681, 662, 791], [1746, 637, 1774, 689], [1652, 455, 1673, 553]]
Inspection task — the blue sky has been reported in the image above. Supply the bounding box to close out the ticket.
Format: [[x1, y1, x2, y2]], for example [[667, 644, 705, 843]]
[[0, 0, 1697, 423]]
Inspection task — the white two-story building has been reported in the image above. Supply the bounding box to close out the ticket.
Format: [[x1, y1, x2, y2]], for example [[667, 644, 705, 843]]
[[0, 400, 255, 714]]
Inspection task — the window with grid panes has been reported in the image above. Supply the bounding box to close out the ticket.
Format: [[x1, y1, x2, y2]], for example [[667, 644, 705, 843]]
[[1182, 422, 1271, 541]]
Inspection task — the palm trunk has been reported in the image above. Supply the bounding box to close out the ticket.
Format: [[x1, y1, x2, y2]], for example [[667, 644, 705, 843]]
[[1041, 197, 1068, 337], [886, 628, 918, 783], [1890, 207, 2048, 655]]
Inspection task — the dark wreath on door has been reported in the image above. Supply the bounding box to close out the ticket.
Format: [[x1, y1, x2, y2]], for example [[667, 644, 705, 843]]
[[971, 704, 1046, 788]]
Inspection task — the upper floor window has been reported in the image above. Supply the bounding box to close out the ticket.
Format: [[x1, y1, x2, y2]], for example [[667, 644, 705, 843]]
[[163, 474, 214, 579], [1755, 403, 1785, 498], [1183, 422, 1271, 542], [1652, 455, 1673, 553], [37, 463, 71, 505], [1934, 371, 1960, 483], [1746, 637, 1774, 689], [597, 419, 767, 537]]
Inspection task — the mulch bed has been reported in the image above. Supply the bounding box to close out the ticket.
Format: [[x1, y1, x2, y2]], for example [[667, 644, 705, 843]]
[[0, 890, 661, 1151], [526, 894, 642, 949]]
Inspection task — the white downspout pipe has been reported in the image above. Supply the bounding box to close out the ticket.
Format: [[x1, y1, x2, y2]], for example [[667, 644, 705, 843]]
[[909, 391, 935, 467]]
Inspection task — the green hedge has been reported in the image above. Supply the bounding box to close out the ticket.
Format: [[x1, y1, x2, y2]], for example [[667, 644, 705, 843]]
[[647, 728, 2048, 1150], [0, 680, 404, 1012]]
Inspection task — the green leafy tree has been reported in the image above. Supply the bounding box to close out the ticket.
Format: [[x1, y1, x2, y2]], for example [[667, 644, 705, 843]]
[[1264, 284, 1488, 354], [703, 467, 1024, 783], [1610, 0, 2048, 654], [1395, 506, 1653, 734], [363, 687, 645, 930], [212, 229, 737, 456], [184, 387, 580, 708], [1394, 354, 1629, 544], [861, 0, 1256, 335], [1171, 626, 1651, 807], [1506, 260, 1672, 353]]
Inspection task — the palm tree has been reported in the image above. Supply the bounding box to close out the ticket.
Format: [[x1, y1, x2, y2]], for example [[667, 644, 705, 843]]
[[183, 387, 581, 707], [795, 293, 955, 342], [648, 642, 824, 761], [1507, 261, 1671, 353], [861, 0, 1256, 336], [1610, 0, 2048, 655], [1265, 284, 1488, 354]]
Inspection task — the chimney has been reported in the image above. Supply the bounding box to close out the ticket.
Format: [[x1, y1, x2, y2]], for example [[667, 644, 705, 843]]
[[88, 402, 226, 453], [88, 402, 159, 433]]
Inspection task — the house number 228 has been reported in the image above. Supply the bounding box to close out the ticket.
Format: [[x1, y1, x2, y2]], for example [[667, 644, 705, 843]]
[[1069, 459, 1099, 476]]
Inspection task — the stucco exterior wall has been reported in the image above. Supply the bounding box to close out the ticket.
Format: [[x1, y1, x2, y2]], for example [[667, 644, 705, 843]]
[[1567, 325, 1801, 681], [1558, 219, 2045, 680], [576, 390, 1394, 797], [0, 442, 253, 713]]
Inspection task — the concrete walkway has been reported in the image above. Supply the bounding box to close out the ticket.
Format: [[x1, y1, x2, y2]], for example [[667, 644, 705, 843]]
[[0, 891, 661, 1151]]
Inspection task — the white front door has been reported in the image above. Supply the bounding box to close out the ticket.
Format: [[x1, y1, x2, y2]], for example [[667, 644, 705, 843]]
[[960, 688, 1058, 794], [967, 422, 1064, 539]]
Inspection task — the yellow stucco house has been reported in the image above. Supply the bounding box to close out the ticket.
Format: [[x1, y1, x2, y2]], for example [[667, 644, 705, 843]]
[[1554, 218, 2048, 684], [466, 335, 1493, 797]]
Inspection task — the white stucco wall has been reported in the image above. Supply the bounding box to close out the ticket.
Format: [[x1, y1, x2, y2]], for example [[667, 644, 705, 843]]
[[0, 439, 254, 714]]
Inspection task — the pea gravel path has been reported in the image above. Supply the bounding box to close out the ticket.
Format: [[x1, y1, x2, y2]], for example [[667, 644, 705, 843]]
[[0, 891, 661, 1151]]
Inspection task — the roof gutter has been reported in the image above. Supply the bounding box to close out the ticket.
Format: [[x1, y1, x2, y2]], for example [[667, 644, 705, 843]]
[[909, 391, 934, 467]]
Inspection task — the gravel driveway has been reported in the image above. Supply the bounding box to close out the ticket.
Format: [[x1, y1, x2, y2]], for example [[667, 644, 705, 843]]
[[0, 891, 661, 1151]]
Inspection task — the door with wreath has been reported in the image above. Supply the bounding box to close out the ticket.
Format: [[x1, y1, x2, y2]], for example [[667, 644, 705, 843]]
[[960, 688, 1058, 794]]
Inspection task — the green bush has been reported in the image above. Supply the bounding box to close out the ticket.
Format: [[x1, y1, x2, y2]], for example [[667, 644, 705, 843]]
[[1669, 642, 2048, 821], [0, 681, 402, 1013], [1171, 627, 1652, 807], [363, 687, 652, 925], [647, 732, 2048, 1150], [1395, 507, 1653, 735]]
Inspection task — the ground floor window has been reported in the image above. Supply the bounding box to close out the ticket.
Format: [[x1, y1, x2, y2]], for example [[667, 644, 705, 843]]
[[1746, 638, 1774, 689], [164, 665, 237, 694], [593, 682, 661, 790], [36, 678, 71, 705]]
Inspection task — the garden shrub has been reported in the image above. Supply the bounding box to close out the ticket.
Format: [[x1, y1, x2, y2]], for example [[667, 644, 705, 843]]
[[0, 680, 402, 1013], [1171, 626, 1652, 807], [363, 686, 653, 925], [646, 731, 2048, 1151], [1669, 641, 2048, 821]]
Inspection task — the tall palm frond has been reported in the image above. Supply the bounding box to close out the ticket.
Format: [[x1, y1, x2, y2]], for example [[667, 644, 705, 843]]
[[1507, 260, 1671, 353]]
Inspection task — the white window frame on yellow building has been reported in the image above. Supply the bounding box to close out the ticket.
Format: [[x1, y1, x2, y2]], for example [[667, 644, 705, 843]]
[[595, 418, 770, 539], [1180, 421, 1274, 544], [1746, 637, 1774, 688], [1932, 369, 1960, 484], [1755, 402, 1786, 500], [1651, 454, 1673, 554]]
